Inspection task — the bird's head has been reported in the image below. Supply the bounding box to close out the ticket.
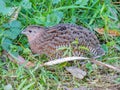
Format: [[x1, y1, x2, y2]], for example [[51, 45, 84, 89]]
[[21, 25, 46, 41]]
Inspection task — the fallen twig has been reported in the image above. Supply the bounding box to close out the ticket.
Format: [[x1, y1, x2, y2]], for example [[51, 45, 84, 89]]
[[91, 59, 120, 72], [3, 50, 120, 72], [113, 2, 120, 4], [3, 51, 35, 68]]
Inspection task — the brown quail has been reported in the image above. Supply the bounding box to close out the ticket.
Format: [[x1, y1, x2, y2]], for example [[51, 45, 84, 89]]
[[22, 24, 105, 59]]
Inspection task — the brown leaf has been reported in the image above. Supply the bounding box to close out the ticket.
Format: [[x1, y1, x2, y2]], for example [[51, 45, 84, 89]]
[[65, 66, 87, 79], [17, 55, 35, 68], [95, 28, 120, 36], [63, 86, 88, 90]]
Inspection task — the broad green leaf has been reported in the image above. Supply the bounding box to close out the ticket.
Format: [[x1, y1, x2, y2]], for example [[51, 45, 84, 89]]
[[0, 30, 4, 37], [1, 20, 21, 56], [11, 28, 21, 35], [3, 20, 21, 28], [21, 0, 32, 9], [55, 11, 64, 23], [2, 7, 14, 16], [3, 20, 21, 40], [0, 0, 5, 8], [34, 16, 46, 25], [9, 20, 21, 28], [52, 0, 61, 4], [75, 0, 89, 6], [3, 29, 21, 40], [1, 38, 12, 51], [0, 0, 14, 15], [3, 31, 17, 40], [46, 11, 63, 26]]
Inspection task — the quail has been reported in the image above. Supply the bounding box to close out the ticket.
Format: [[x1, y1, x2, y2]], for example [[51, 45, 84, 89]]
[[22, 24, 105, 59]]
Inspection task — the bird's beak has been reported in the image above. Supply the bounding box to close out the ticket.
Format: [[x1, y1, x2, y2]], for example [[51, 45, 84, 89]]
[[21, 29, 26, 34]]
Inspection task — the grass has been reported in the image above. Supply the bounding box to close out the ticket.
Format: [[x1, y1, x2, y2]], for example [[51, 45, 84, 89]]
[[0, 0, 120, 89]]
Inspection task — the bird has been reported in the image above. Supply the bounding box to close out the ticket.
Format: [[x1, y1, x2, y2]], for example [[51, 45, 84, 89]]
[[21, 24, 105, 59]]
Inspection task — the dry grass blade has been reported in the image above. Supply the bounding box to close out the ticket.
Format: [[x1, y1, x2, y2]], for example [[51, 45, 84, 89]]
[[43, 57, 89, 66], [9, 7, 21, 22], [113, 2, 120, 4]]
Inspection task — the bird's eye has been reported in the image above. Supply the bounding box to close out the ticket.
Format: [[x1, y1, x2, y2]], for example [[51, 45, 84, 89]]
[[29, 30, 32, 33]]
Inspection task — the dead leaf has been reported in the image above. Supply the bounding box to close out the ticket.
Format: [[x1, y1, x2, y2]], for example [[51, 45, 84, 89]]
[[95, 28, 120, 36], [3, 51, 35, 68], [4, 84, 13, 90], [65, 66, 87, 79], [17, 55, 35, 68], [63, 86, 88, 90]]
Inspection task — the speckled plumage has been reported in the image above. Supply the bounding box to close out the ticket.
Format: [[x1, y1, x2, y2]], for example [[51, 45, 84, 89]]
[[22, 24, 105, 59]]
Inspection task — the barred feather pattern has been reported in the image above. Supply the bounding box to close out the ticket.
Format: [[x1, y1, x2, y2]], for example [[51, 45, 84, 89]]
[[23, 24, 105, 59]]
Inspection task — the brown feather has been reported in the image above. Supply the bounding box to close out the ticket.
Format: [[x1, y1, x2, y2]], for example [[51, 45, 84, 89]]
[[22, 24, 105, 59]]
